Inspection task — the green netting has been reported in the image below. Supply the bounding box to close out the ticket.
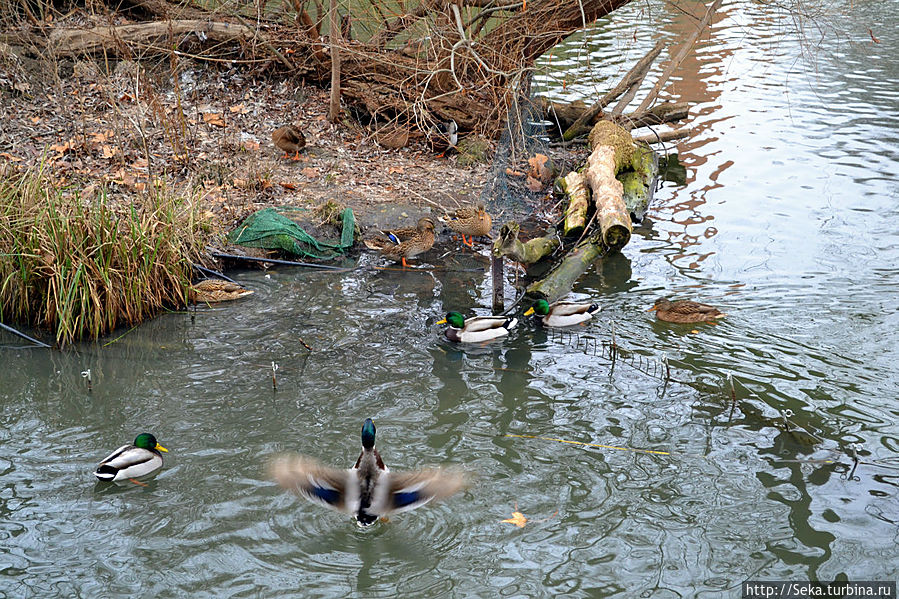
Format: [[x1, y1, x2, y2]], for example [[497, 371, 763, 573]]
[[227, 207, 355, 260]]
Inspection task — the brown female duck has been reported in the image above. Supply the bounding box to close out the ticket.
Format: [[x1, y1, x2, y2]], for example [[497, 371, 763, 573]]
[[446, 202, 492, 247], [648, 298, 725, 323], [189, 279, 254, 303], [272, 125, 306, 160], [363, 217, 436, 267]]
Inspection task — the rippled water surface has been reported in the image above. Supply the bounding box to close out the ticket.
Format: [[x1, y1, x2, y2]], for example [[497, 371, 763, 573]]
[[3, 1, 899, 597]]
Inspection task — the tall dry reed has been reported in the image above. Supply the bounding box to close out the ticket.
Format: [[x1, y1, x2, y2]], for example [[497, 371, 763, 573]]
[[0, 166, 207, 346]]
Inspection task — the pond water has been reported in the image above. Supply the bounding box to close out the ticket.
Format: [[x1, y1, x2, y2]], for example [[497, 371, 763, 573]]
[[3, 1, 898, 597]]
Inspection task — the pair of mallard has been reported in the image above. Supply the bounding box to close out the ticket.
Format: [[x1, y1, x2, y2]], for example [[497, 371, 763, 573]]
[[437, 299, 602, 343], [269, 418, 468, 527]]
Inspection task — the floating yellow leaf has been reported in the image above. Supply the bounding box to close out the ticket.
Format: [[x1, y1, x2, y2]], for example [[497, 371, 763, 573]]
[[502, 511, 528, 528]]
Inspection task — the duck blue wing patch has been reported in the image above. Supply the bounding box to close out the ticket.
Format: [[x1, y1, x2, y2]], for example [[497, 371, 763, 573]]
[[392, 491, 423, 509], [387, 232, 400, 245], [311, 485, 342, 506]]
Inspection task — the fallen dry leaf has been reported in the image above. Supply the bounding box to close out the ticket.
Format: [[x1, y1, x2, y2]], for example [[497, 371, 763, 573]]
[[528, 153, 553, 182], [502, 511, 528, 528], [0, 152, 22, 162], [91, 130, 113, 143], [202, 112, 226, 127], [388, 166, 404, 175], [100, 145, 117, 158], [505, 167, 525, 177], [279, 182, 298, 190], [229, 103, 250, 114], [300, 167, 319, 179], [526, 175, 544, 192], [242, 140, 260, 151]]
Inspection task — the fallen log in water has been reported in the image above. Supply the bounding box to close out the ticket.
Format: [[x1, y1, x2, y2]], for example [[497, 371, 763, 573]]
[[585, 120, 633, 251], [526, 235, 605, 302], [558, 171, 590, 238], [524, 120, 651, 301], [491, 222, 560, 264]]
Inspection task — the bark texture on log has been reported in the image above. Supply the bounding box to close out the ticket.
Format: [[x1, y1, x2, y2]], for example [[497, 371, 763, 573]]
[[534, 98, 690, 134], [492, 222, 560, 264], [585, 121, 633, 251], [47, 21, 256, 55], [526, 235, 604, 302], [559, 171, 590, 238]]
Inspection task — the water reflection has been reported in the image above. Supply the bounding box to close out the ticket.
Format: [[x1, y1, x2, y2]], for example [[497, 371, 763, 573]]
[[3, 0, 899, 595]]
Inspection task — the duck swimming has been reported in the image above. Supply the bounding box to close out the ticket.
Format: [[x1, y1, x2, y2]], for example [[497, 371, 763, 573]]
[[94, 433, 168, 482], [436, 311, 518, 343], [269, 419, 467, 527], [524, 299, 600, 327], [648, 297, 726, 323]]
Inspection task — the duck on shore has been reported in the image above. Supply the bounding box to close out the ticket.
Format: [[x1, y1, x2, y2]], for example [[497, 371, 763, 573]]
[[445, 202, 492, 247], [272, 125, 306, 160], [363, 217, 436, 267]]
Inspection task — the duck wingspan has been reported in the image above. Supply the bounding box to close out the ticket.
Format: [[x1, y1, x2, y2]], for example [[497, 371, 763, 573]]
[[379, 469, 469, 514], [268, 454, 354, 513]]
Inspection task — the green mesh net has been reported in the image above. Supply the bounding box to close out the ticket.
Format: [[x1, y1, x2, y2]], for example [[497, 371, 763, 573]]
[[227, 207, 355, 260]]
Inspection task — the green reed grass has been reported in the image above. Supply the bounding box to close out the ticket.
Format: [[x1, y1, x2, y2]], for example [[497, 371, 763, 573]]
[[0, 166, 207, 347]]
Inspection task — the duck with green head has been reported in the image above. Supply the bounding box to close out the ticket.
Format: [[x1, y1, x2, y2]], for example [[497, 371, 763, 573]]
[[94, 433, 168, 482], [269, 418, 467, 527], [436, 311, 518, 343], [524, 299, 600, 327]]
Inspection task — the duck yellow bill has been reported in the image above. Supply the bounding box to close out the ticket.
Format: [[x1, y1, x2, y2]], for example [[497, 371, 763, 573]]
[[646, 305, 659, 312], [523, 307, 535, 316], [156, 443, 169, 453], [436, 319, 447, 325]]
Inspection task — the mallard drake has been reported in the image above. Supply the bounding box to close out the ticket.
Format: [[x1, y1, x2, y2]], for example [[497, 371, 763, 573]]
[[363, 217, 436, 267], [524, 299, 600, 327], [94, 433, 168, 482], [436, 311, 519, 343], [446, 202, 492, 247], [269, 419, 467, 527], [272, 125, 306, 160], [429, 120, 458, 157], [189, 279, 254, 303], [648, 297, 726, 323]]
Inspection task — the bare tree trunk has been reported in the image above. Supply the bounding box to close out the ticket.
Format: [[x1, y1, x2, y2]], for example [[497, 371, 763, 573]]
[[328, 0, 341, 122]]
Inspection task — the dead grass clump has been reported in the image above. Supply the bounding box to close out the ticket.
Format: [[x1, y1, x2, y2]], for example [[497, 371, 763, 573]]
[[0, 165, 208, 346]]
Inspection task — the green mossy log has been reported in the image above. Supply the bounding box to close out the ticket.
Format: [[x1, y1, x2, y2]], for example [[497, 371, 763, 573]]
[[491, 222, 560, 264], [558, 171, 590, 238], [525, 235, 605, 302]]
